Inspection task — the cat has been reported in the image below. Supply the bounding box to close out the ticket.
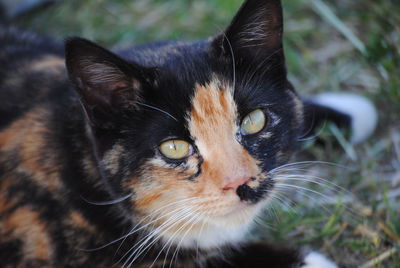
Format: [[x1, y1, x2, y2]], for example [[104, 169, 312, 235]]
[[0, 0, 377, 267]]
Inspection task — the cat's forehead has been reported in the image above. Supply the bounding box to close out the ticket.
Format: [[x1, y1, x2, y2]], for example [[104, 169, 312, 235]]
[[127, 41, 211, 70], [134, 42, 236, 123], [131, 41, 289, 137], [188, 78, 237, 148]]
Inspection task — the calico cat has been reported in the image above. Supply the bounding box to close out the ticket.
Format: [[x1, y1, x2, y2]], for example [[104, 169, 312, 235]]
[[0, 0, 377, 267]]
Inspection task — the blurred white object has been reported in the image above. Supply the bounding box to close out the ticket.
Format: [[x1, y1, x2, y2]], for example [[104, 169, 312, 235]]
[[313, 93, 378, 144]]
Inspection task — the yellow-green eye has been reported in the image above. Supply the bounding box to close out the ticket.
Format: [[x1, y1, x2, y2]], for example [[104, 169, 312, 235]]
[[241, 109, 266, 135], [159, 140, 192, 160]]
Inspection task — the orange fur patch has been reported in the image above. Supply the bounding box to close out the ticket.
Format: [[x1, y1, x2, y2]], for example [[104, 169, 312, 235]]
[[2, 207, 52, 260], [29, 55, 65, 74], [102, 144, 125, 175], [0, 108, 62, 192], [129, 157, 197, 211], [0, 194, 9, 214], [188, 79, 260, 192], [69, 211, 95, 232], [0, 179, 17, 213], [126, 78, 264, 239]]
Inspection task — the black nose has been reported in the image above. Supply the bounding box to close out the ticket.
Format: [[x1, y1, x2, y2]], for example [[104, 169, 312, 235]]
[[236, 179, 273, 204]]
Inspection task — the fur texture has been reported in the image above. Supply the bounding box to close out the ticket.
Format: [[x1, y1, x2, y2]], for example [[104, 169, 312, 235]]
[[0, 0, 372, 267]]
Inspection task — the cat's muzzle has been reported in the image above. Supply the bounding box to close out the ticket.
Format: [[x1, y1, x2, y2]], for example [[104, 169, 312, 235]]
[[236, 178, 274, 204]]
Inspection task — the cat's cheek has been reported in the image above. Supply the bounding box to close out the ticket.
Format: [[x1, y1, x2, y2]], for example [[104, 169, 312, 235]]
[[127, 177, 187, 214], [124, 159, 198, 214]]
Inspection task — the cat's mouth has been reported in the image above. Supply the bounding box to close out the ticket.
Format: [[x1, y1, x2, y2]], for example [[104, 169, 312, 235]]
[[214, 177, 275, 222], [160, 178, 275, 249], [133, 177, 276, 250]]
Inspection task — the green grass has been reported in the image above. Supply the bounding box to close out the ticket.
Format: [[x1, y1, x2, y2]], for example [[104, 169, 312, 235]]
[[12, 0, 400, 266]]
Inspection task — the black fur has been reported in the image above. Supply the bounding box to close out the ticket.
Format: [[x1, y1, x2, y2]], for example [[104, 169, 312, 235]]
[[0, 0, 350, 267]]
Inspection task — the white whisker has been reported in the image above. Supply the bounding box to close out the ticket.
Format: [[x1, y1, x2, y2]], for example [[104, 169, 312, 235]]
[[121, 207, 194, 266], [268, 191, 294, 213], [275, 179, 362, 222], [115, 202, 196, 258], [135, 101, 178, 122], [170, 215, 203, 268], [275, 183, 335, 202], [82, 197, 200, 253], [222, 33, 236, 95], [123, 207, 198, 267], [297, 120, 327, 141], [254, 216, 274, 230], [274, 184, 335, 215], [270, 161, 345, 173], [274, 175, 346, 194], [80, 193, 133, 206], [148, 208, 202, 268], [194, 214, 209, 265]]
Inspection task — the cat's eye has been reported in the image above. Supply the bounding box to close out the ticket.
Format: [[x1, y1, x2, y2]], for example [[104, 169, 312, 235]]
[[159, 139, 192, 160], [241, 109, 266, 135]]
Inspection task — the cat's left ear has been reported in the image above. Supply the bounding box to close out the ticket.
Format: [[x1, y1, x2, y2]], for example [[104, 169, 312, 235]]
[[212, 0, 284, 61], [65, 38, 157, 129]]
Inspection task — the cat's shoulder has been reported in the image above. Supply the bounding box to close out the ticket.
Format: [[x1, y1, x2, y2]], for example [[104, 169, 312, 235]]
[[0, 26, 74, 129]]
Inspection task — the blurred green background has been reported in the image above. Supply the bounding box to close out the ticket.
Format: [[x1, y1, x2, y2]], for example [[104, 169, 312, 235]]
[[4, 0, 400, 267]]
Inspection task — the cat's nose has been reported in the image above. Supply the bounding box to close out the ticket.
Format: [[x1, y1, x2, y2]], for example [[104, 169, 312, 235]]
[[222, 176, 251, 192]]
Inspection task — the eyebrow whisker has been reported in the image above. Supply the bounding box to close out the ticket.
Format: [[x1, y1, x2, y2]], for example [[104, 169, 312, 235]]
[[135, 101, 178, 122]]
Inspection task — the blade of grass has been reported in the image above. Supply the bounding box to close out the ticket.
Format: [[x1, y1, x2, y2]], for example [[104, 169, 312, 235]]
[[309, 0, 367, 56], [329, 124, 357, 161], [359, 247, 398, 268]]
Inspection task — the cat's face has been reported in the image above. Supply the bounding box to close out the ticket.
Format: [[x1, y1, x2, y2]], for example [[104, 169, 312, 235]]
[[66, 0, 303, 249]]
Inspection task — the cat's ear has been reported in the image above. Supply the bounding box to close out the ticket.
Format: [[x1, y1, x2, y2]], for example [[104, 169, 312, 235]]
[[65, 38, 156, 129], [213, 0, 284, 61]]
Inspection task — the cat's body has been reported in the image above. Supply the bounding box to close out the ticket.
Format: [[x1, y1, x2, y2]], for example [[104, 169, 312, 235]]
[[0, 0, 376, 267]]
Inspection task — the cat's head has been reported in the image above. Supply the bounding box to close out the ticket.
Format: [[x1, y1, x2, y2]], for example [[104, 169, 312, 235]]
[[65, 0, 303, 249]]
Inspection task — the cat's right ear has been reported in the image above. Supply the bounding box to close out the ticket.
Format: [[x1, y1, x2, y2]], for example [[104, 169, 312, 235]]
[[212, 0, 284, 63], [65, 38, 156, 129]]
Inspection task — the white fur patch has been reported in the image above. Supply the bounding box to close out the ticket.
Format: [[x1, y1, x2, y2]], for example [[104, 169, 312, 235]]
[[186, 223, 249, 249], [302, 251, 338, 268], [313, 93, 378, 144]]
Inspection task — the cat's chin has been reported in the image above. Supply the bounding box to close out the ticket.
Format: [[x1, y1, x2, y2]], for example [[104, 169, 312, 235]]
[[160, 200, 266, 250], [160, 217, 252, 250], [213, 200, 260, 225]]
